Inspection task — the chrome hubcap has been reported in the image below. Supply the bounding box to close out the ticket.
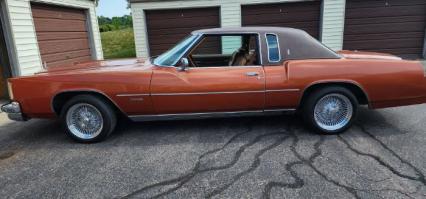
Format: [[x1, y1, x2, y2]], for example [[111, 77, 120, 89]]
[[314, 94, 353, 131], [66, 103, 103, 139]]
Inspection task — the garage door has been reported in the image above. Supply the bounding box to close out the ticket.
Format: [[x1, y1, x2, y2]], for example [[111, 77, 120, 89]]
[[344, 0, 426, 59], [31, 3, 92, 67], [145, 7, 220, 56], [242, 1, 321, 39]]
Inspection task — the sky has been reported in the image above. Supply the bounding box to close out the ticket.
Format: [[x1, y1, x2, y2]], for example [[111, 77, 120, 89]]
[[96, 0, 130, 18]]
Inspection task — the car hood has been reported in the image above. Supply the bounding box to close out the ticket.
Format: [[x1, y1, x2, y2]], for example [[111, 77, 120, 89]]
[[337, 50, 402, 60], [36, 58, 150, 75]]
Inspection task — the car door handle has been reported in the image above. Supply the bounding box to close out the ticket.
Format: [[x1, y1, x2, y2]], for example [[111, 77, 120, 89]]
[[246, 72, 259, 77]]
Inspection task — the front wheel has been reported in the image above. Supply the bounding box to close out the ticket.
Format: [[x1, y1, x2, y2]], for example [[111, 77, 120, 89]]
[[302, 87, 358, 134], [61, 95, 117, 143]]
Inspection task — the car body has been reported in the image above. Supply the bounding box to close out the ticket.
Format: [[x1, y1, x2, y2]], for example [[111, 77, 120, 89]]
[[2, 27, 426, 142]]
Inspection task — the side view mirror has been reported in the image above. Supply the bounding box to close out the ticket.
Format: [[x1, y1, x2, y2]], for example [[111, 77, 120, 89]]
[[177, 58, 189, 71]]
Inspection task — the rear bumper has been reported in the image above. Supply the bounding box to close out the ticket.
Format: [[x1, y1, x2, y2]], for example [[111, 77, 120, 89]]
[[1, 101, 27, 121]]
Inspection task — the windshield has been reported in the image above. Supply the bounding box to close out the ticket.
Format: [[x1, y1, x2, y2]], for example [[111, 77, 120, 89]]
[[153, 34, 199, 66]]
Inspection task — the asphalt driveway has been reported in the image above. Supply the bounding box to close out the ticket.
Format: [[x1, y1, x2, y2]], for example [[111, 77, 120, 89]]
[[0, 102, 425, 198]]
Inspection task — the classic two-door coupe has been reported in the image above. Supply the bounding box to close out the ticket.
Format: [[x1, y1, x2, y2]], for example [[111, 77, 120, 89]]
[[2, 27, 426, 142]]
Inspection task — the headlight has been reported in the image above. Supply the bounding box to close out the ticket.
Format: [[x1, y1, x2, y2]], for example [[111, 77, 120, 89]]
[[7, 81, 14, 100]]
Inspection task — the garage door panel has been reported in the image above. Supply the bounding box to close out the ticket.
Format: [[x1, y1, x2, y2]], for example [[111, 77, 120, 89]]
[[255, 21, 320, 28], [242, 1, 321, 15], [243, 13, 320, 25], [48, 56, 93, 68], [32, 3, 92, 67], [146, 7, 220, 56], [344, 38, 422, 50], [145, 35, 189, 45], [31, 4, 86, 20], [344, 22, 425, 35], [36, 32, 88, 41], [145, 9, 219, 20], [346, 0, 426, 9], [345, 16, 425, 26], [33, 18, 87, 32], [369, 48, 423, 55], [149, 36, 218, 46], [243, 9, 320, 17], [38, 39, 90, 55], [42, 49, 91, 63], [147, 29, 200, 37], [147, 17, 220, 30], [345, 32, 425, 42], [345, 6, 426, 19], [242, 1, 321, 39], [344, 0, 426, 59]]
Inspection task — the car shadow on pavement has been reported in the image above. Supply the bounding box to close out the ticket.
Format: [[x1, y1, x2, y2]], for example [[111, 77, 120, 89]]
[[0, 106, 406, 148]]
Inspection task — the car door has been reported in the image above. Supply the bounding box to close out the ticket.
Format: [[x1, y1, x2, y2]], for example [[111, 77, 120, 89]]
[[150, 65, 265, 114]]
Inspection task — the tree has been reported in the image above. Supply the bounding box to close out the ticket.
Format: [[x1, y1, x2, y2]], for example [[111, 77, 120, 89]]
[[98, 15, 133, 32]]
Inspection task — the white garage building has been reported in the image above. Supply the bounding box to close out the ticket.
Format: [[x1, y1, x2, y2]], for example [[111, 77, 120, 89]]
[[0, 0, 103, 98]]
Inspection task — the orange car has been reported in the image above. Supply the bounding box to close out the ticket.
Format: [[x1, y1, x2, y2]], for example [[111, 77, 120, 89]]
[[2, 27, 426, 142]]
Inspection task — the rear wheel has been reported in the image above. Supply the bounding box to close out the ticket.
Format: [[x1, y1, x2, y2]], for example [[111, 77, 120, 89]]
[[61, 95, 117, 143], [302, 87, 358, 134]]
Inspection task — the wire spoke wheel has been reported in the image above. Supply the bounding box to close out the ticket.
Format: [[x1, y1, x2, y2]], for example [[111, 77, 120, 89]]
[[313, 93, 353, 131], [66, 103, 104, 140]]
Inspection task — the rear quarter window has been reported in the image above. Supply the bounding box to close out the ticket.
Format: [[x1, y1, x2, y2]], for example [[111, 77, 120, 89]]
[[266, 34, 281, 62]]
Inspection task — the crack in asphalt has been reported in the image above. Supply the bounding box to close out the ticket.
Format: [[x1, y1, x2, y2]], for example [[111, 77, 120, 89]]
[[337, 134, 425, 189], [120, 120, 424, 199], [122, 123, 290, 199], [357, 124, 426, 187], [289, 132, 362, 199], [205, 134, 291, 198], [261, 136, 304, 199], [0, 151, 15, 160], [120, 126, 252, 199]]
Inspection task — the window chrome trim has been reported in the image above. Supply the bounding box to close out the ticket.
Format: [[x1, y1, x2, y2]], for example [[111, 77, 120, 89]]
[[186, 32, 263, 67], [265, 33, 282, 63]]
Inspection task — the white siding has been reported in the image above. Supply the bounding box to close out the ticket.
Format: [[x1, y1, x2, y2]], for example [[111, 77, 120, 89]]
[[131, 0, 338, 58], [321, 0, 346, 50], [221, 2, 241, 54], [3, 0, 103, 76]]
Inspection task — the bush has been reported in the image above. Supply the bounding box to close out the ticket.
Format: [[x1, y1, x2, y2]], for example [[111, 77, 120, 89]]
[[101, 28, 136, 59]]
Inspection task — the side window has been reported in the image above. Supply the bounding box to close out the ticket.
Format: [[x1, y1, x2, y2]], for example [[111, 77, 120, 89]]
[[266, 34, 281, 62], [187, 34, 260, 67]]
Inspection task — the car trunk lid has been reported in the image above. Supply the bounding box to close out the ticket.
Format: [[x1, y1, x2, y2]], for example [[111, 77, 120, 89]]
[[338, 50, 402, 60]]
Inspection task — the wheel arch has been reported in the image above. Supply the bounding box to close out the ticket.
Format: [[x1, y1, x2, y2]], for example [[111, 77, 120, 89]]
[[299, 81, 370, 108], [51, 90, 125, 117]]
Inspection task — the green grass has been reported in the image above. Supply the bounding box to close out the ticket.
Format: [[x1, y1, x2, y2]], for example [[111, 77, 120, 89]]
[[101, 28, 136, 59]]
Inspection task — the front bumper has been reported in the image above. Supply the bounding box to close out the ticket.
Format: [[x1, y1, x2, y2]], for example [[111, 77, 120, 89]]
[[1, 101, 27, 121]]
